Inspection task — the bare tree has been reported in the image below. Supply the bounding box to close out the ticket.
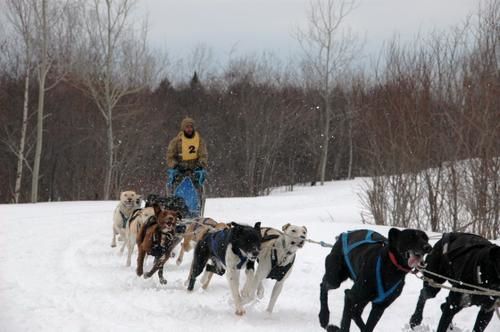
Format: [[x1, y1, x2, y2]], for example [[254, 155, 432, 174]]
[[30, 0, 50, 202], [30, 0, 73, 202], [5, 0, 34, 203], [76, 0, 154, 199], [295, 0, 358, 185]]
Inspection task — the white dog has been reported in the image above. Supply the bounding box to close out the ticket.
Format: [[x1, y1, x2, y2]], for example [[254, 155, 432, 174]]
[[121, 205, 159, 266], [241, 223, 307, 313], [111, 190, 141, 248]]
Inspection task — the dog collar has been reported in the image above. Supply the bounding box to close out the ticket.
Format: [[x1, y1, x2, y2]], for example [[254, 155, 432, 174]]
[[388, 251, 412, 273]]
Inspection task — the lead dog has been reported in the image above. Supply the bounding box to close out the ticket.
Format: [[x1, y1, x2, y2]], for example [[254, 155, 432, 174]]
[[111, 190, 141, 247], [241, 223, 307, 313], [136, 210, 185, 284], [319, 228, 431, 332], [410, 232, 500, 332], [176, 217, 229, 266], [121, 204, 161, 267], [187, 222, 262, 315]]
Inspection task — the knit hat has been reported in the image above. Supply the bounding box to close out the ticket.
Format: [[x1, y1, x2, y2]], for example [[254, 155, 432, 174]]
[[180, 117, 195, 131]]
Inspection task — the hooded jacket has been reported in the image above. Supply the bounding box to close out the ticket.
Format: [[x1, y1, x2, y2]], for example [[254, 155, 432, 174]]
[[166, 117, 208, 170]]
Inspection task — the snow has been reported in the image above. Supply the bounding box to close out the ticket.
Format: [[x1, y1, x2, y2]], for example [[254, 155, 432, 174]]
[[1, 179, 497, 331]]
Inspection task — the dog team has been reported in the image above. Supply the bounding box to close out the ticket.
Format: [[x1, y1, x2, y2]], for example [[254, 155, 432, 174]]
[[111, 190, 500, 332]]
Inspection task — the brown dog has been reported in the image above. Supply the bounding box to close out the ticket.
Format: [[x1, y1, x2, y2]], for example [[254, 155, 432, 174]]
[[136, 210, 182, 284], [122, 204, 162, 267], [176, 217, 229, 266]]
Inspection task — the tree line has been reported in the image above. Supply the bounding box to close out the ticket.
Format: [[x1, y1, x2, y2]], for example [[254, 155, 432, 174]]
[[0, 0, 498, 237]]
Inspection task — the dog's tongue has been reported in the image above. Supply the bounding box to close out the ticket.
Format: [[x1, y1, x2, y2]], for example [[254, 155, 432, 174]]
[[407, 255, 422, 269]]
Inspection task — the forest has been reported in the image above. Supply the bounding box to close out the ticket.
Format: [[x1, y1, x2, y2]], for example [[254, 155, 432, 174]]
[[1, 0, 498, 237]]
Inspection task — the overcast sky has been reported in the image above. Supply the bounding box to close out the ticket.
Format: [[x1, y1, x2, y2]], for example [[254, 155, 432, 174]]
[[138, 0, 477, 63]]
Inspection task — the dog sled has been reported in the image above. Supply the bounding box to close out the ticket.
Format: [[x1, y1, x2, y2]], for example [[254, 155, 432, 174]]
[[166, 167, 206, 218]]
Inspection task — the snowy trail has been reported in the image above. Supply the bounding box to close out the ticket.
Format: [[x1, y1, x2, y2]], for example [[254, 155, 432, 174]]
[[1, 180, 498, 331]]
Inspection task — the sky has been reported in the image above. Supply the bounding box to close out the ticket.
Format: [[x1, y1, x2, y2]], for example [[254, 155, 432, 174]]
[[138, 0, 478, 65]]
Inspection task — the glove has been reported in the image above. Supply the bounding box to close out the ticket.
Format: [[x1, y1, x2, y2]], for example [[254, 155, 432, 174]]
[[194, 168, 207, 186]]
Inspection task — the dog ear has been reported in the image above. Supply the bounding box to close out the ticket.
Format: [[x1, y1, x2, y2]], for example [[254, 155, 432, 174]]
[[388, 228, 400, 244], [229, 222, 240, 228], [282, 223, 291, 231], [230, 222, 241, 235], [254, 222, 261, 231], [303, 225, 308, 233]]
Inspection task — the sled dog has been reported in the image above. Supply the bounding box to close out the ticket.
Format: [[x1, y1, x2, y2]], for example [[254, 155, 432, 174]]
[[136, 209, 185, 284], [111, 190, 141, 248], [410, 232, 500, 332], [241, 223, 308, 313], [187, 222, 262, 315], [121, 204, 161, 266], [319, 228, 431, 332]]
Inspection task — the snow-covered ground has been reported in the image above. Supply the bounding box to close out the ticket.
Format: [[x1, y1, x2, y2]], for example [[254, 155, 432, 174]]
[[1, 179, 497, 331]]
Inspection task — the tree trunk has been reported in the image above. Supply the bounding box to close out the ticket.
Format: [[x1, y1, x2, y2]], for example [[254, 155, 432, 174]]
[[319, 95, 331, 185], [31, 0, 48, 203], [31, 70, 46, 203], [103, 0, 114, 200], [104, 115, 114, 200], [14, 69, 30, 203], [347, 111, 353, 179]]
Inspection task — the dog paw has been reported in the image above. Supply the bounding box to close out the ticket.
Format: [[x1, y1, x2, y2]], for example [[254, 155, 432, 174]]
[[111, 243, 116, 248], [256, 287, 264, 299], [144, 273, 152, 279], [235, 307, 246, 316], [326, 325, 340, 332], [319, 310, 330, 329], [136, 269, 143, 277], [159, 279, 168, 285], [240, 289, 250, 298], [409, 315, 422, 329]]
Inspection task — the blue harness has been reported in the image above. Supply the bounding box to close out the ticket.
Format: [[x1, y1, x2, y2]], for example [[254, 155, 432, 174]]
[[341, 230, 402, 304], [208, 229, 247, 269]]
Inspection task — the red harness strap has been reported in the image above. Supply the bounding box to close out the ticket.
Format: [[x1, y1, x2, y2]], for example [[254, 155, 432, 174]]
[[388, 251, 413, 273]]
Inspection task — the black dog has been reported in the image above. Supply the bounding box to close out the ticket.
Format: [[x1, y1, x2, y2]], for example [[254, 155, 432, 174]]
[[410, 232, 500, 332], [319, 228, 431, 332], [145, 193, 189, 217], [187, 222, 262, 315]]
